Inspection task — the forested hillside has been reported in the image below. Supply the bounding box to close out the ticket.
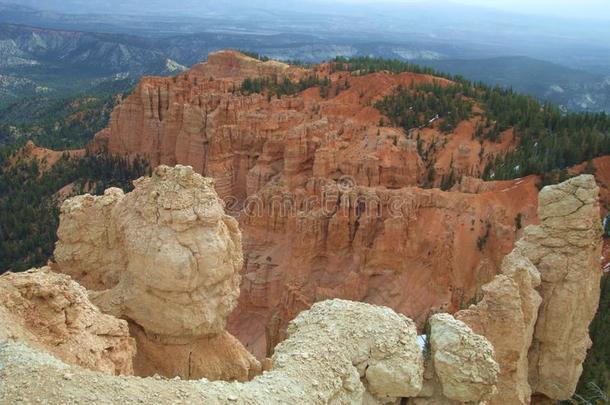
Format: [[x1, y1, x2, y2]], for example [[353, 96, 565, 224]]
[[419, 56, 610, 113], [0, 79, 133, 149], [0, 76, 142, 273], [333, 57, 610, 184], [0, 151, 149, 273]]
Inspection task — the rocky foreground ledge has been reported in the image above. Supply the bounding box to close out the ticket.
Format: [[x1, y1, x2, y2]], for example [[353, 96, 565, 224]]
[[0, 300, 497, 404], [0, 167, 602, 404]]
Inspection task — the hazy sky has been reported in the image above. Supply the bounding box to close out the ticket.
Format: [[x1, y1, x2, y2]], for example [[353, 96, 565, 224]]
[[14, 0, 610, 21], [458, 0, 609, 19], [342, 0, 610, 20]]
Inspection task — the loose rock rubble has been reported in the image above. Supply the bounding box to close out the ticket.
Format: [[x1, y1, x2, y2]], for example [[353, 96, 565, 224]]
[[0, 267, 135, 376], [1, 300, 428, 404]]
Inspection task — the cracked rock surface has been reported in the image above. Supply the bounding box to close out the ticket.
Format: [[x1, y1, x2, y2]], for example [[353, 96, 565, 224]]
[[516, 174, 602, 400], [456, 251, 542, 404], [429, 313, 499, 402], [453, 174, 602, 403], [55, 165, 259, 381]]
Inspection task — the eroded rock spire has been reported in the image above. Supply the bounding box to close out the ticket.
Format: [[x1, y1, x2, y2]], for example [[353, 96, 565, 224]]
[[55, 165, 259, 381]]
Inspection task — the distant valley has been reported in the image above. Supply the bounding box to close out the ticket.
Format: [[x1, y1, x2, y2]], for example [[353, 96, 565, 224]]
[[0, 1, 609, 113], [420, 57, 610, 112]]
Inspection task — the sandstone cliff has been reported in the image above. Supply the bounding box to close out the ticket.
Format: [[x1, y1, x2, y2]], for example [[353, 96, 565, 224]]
[[240, 175, 539, 355], [90, 50, 545, 357]]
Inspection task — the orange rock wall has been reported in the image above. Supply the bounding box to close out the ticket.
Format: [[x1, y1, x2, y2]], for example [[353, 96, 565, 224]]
[[93, 50, 541, 358]]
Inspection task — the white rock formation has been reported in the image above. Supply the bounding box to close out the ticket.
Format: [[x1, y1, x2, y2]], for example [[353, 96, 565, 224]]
[[91, 165, 242, 339], [516, 174, 602, 400], [0, 299, 425, 404], [456, 251, 542, 404], [54, 165, 258, 380]]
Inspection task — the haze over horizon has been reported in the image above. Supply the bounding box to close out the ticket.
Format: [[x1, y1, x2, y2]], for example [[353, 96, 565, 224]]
[[2, 0, 610, 112], [8, 0, 610, 21], [339, 0, 610, 21]]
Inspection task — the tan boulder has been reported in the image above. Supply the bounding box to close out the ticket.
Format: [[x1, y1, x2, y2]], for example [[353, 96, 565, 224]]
[[429, 313, 499, 402], [0, 267, 135, 376]]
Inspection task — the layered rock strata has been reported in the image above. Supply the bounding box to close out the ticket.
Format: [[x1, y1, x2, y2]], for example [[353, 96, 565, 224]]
[[91, 50, 542, 357], [242, 177, 538, 356]]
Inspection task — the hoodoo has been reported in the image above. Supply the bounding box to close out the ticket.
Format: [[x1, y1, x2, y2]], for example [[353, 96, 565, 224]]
[[54, 165, 260, 381]]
